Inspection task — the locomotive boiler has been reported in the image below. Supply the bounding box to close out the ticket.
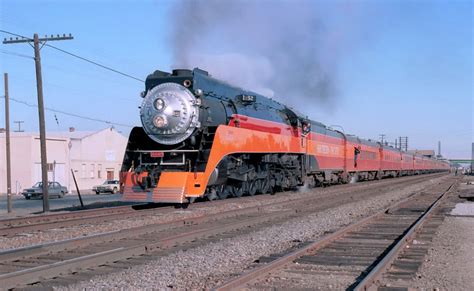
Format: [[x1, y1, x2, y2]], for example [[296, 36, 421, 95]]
[[120, 68, 449, 204]]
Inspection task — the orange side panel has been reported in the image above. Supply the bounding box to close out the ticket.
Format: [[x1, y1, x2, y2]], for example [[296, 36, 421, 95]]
[[152, 172, 189, 203], [121, 172, 150, 202], [182, 124, 305, 197], [307, 134, 345, 170]]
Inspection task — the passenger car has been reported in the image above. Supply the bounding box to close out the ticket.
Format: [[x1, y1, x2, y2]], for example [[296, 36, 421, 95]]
[[22, 182, 68, 199], [93, 180, 120, 194]]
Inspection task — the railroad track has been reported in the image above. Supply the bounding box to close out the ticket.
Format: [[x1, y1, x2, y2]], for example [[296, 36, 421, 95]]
[[0, 174, 447, 289], [215, 176, 458, 290], [0, 173, 446, 238], [0, 204, 158, 237]]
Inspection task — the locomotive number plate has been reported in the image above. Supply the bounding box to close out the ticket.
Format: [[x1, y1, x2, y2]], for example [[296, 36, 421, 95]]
[[150, 151, 164, 158]]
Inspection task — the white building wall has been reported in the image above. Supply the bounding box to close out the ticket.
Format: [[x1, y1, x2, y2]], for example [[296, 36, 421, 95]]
[[0, 135, 68, 194], [70, 128, 127, 191], [0, 135, 33, 194], [0, 128, 127, 194], [31, 137, 69, 188]]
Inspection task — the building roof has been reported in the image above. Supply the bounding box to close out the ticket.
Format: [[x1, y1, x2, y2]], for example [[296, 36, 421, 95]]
[[46, 131, 96, 140], [0, 127, 124, 140], [407, 150, 436, 157]]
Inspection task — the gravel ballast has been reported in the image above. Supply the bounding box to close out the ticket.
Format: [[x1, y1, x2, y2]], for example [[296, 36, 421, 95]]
[[412, 216, 474, 290], [61, 175, 450, 290], [0, 175, 442, 251], [0, 188, 343, 251]]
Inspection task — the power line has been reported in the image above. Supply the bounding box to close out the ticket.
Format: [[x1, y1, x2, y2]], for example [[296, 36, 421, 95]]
[[0, 29, 32, 40], [0, 49, 34, 59], [0, 95, 134, 128], [1, 29, 144, 83], [44, 44, 145, 83]]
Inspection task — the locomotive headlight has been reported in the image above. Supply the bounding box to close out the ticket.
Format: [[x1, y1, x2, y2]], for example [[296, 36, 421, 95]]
[[153, 115, 167, 128], [154, 98, 165, 111], [140, 82, 200, 145]]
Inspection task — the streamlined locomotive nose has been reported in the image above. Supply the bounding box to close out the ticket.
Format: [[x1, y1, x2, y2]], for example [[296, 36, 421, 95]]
[[140, 82, 200, 145]]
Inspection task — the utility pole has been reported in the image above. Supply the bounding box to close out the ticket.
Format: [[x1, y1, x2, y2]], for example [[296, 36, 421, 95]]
[[379, 134, 386, 144], [13, 121, 24, 132], [399, 136, 408, 152], [471, 143, 474, 174], [4, 73, 12, 213], [437, 141, 442, 158], [3, 33, 73, 212]]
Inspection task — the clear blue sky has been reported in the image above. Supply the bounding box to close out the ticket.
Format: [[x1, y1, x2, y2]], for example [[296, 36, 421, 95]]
[[0, 0, 472, 159]]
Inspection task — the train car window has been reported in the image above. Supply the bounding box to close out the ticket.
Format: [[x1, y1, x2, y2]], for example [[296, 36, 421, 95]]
[[313, 125, 326, 135], [360, 150, 377, 160]]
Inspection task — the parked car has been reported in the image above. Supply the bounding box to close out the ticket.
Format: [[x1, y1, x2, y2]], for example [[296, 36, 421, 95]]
[[22, 182, 68, 199], [93, 180, 120, 194]]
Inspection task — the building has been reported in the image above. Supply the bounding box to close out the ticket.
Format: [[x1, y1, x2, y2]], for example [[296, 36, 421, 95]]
[[406, 150, 436, 158], [0, 127, 128, 194], [471, 143, 474, 173]]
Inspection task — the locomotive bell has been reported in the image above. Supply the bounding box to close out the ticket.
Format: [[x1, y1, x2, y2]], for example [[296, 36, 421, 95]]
[[140, 82, 200, 145]]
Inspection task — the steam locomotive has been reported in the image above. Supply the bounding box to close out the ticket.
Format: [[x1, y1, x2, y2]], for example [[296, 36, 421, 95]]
[[120, 68, 449, 204]]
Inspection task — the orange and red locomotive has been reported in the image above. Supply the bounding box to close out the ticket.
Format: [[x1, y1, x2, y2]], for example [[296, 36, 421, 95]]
[[120, 68, 449, 204]]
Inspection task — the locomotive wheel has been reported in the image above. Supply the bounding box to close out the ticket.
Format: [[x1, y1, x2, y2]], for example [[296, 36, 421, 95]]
[[241, 181, 250, 196], [260, 178, 271, 194], [254, 179, 263, 194], [217, 185, 230, 200], [248, 180, 258, 196], [231, 185, 243, 198], [206, 188, 218, 201], [269, 178, 277, 195]]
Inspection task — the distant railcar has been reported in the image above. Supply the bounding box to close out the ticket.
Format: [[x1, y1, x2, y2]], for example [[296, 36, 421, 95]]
[[120, 68, 450, 204]]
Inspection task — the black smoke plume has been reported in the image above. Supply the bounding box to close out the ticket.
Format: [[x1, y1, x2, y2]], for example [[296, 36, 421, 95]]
[[169, 0, 366, 112]]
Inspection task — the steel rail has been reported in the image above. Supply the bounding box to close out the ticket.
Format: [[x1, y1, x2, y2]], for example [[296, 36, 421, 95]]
[[215, 178, 456, 291], [0, 205, 137, 227], [0, 211, 287, 288], [353, 180, 457, 291], [0, 202, 269, 262], [0, 174, 448, 289], [0, 173, 444, 237], [0, 205, 159, 237], [0, 178, 377, 262], [1, 189, 354, 289]]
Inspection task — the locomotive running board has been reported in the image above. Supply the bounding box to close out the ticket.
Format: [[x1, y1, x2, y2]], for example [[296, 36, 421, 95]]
[[152, 172, 189, 203]]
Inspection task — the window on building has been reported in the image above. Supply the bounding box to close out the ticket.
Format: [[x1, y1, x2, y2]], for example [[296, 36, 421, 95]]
[[107, 169, 114, 180], [82, 164, 86, 178], [98, 164, 102, 179], [90, 164, 95, 178]]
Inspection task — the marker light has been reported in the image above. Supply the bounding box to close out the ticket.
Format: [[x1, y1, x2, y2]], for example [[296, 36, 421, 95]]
[[154, 98, 165, 111], [153, 115, 167, 128]]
